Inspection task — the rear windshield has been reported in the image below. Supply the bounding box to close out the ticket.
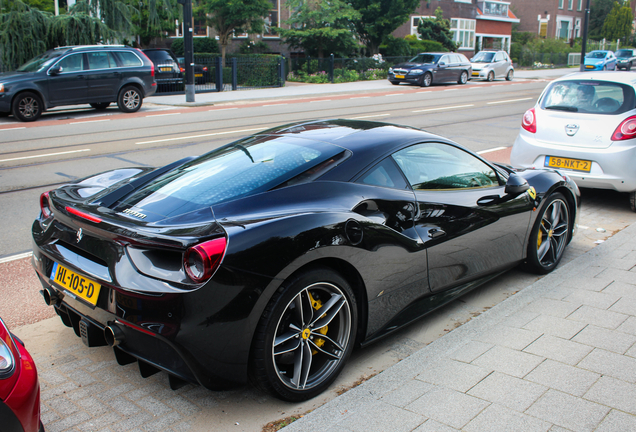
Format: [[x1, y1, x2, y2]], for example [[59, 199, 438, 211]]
[[409, 54, 440, 64], [114, 136, 345, 218], [540, 80, 635, 115], [144, 50, 177, 64]]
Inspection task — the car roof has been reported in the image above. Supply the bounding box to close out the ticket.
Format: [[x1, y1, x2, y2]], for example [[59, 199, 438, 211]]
[[54, 45, 128, 52], [255, 119, 457, 180], [555, 71, 636, 86]]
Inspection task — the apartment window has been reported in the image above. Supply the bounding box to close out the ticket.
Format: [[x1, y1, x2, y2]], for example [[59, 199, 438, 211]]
[[450, 18, 475, 49], [559, 0, 564, 9], [264, 0, 279, 38], [411, 16, 432, 36], [568, 0, 573, 10], [578, 0, 583, 10]]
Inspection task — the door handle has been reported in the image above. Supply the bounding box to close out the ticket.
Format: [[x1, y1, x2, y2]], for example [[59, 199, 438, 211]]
[[428, 228, 446, 239], [477, 195, 501, 206]]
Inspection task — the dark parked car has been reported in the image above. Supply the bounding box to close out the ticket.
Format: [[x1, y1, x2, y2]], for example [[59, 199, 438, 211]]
[[32, 120, 580, 402], [0, 45, 156, 122], [176, 57, 210, 85], [142, 49, 184, 91], [388, 52, 472, 87], [615, 48, 636, 70], [0, 317, 42, 432]]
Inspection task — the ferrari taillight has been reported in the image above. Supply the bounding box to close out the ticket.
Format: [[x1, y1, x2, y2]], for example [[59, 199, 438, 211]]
[[184, 237, 227, 283], [40, 191, 53, 219], [611, 115, 636, 141], [66, 206, 102, 223], [521, 108, 536, 133]]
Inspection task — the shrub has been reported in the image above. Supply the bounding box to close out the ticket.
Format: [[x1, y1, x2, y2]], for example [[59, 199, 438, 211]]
[[380, 36, 412, 57], [170, 38, 220, 56]]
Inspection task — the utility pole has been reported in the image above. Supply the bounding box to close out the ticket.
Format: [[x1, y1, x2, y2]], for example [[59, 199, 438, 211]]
[[177, 0, 195, 102], [580, 0, 591, 72]]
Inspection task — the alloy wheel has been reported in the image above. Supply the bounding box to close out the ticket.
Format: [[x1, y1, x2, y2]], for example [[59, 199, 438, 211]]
[[272, 282, 351, 391], [536, 198, 569, 267], [122, 90, 140, 110], [19, 97, 40, 119]]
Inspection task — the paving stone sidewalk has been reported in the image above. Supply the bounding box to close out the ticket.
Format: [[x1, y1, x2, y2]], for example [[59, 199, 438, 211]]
[[283, 222, 636, 432]]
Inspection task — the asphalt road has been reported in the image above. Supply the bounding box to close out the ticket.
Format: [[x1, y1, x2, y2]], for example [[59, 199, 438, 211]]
[[0, 78, 547, 257]]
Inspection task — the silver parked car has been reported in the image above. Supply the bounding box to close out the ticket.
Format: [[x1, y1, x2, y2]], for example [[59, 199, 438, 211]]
[[470, 50, 514, 81], [510, 71, 636, 211]]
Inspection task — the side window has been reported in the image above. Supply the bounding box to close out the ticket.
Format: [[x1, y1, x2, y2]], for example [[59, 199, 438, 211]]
[[440, 55, 450, 64], [357, 157, 408, 190], [56, 54, 85, 73], [494, 52, 504, 62], [392, 143, 500, 191], [87, 52, 117, 69], [116, 51, 143, 67]]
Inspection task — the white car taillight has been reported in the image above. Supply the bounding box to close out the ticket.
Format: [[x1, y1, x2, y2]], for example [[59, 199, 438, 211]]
[[611, 115, 636, 141], [521, 108, 536, 133]]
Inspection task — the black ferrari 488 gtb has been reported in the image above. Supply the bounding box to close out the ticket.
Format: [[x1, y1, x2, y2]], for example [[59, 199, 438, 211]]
[[32, 120, 580, 401]]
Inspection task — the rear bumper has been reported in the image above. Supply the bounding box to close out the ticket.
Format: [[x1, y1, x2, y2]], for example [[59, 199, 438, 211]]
[[511, 131, 636, 193]]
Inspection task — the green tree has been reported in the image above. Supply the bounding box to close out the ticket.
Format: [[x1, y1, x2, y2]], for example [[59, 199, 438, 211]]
[[602, 1, 633, 42], [349, 0, 419, 55], [278, 0, 361, 58], [417, 7, 456, 52], [589, 0, 615, 39], [203, 0, 271, 63]]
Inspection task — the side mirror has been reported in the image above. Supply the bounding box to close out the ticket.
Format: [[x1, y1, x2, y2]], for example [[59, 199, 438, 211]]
[[49, 66, 62, 75], [438, 61, 446, 67], [505, 173, 530, 195]]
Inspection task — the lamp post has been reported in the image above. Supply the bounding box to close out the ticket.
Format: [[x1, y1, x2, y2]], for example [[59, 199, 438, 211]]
[[580, 0, 591, 72], [177, 0, 195, 102]]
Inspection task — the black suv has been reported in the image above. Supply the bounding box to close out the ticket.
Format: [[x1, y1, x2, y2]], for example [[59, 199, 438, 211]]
[[142, 49, 183, 91], [0, 45, 157, 122]]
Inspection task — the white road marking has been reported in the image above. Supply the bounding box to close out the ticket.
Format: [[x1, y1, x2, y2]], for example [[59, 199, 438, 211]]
[[477, 146, 508, 154], [209, 108, 238, 111], [0, 252, 33, 264], [348, 114, 390, 119], [412, 104, 474, 113], [70, 119, 111, 124], [136, 128, 264, 145], [487, 98, 533, 105], [0, 149, 90, 163], [263, 103, 288, 107], [0, 127, 26, 131], [145, 112, 182, 117]]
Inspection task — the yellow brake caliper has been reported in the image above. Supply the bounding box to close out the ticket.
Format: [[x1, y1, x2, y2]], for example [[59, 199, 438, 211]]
[[537, 222, 545, 249], [308, 291, 328, 355]]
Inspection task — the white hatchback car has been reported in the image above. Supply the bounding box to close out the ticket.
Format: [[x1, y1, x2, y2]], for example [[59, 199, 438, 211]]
[[511, 71, 636, 211], [470, 50, 514, 81]]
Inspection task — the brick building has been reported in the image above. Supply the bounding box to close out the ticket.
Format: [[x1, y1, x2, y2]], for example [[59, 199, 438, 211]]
[[392, 0, 518, 57], [507, 0, 586, 40]]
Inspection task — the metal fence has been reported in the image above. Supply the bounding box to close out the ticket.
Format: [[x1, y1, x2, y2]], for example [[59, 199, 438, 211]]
[[155, 55, 285, 95], [287, 55, 411, 83]]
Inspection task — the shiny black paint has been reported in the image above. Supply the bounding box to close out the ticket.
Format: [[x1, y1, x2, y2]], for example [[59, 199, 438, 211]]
[[31, 120, 580, 389]]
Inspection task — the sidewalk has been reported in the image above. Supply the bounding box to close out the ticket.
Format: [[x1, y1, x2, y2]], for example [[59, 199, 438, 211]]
[[283, 222, 636, 432], [146, 67, 576, 107]]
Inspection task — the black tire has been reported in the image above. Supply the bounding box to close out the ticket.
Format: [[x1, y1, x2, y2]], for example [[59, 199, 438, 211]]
[[390, 80, 400, 85], [12, 92, 43, 122], [629, 191, 635, 212], [627, 62, 632, 71], [602, 65, 607, 71], [117, 86, 143, 113], [506, 69, 514, 81], [420, 72, 432, 87], [249, 267, 358, 402], [524, 193, 570, 274], [458, 70, 468, 84], [487, 71, 495, 82], [90, 102, 110, 110]]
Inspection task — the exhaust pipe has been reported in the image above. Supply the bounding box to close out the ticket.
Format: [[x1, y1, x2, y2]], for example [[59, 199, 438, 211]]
[[104, 324, 125, 347], [41, 287, 60, 306]]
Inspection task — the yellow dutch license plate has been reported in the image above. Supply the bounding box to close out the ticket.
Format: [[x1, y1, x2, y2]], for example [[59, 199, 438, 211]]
[[472, 72, 479, 76], [50, 262, 101, 306], [195, 73, 203, 77], [395, 74, 405, 79], [160, 67, 172, 72], [585, 65, 594, 69], [544, 156, 592, 173]]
